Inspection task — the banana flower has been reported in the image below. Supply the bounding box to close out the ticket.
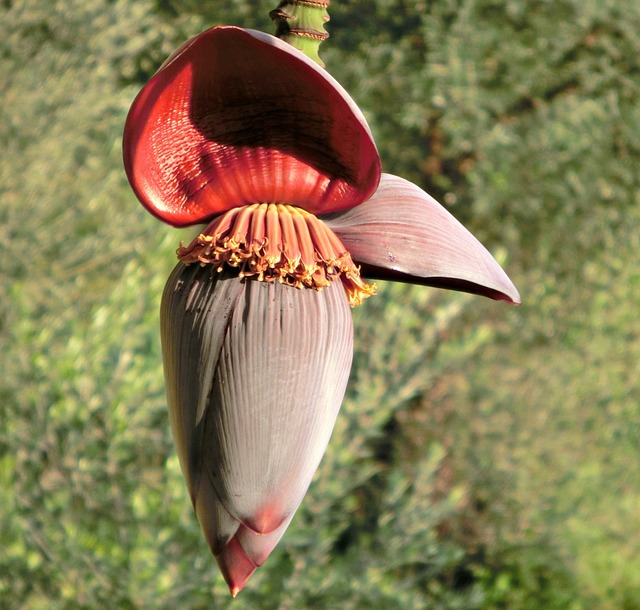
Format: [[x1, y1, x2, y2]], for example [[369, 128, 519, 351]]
[[123, 26, 519, 596]]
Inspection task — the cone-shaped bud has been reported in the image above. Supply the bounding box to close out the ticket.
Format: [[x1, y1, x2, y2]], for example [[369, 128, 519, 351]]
[[160, 265, 354, 594]]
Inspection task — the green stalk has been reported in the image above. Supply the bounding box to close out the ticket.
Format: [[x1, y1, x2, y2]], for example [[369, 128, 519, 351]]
[[270, 0, 330, 67]]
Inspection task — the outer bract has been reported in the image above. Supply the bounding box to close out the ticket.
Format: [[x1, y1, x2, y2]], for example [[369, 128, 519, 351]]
[[160, 265, 353, 594], [324, 174, 521, 304]]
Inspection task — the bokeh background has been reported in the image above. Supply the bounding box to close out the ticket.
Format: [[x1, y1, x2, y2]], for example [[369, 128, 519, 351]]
[[2, 0, 639, 608]]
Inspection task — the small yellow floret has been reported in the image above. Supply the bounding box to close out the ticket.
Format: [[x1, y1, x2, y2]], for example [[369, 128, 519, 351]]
[[177, 203, 375, 307]]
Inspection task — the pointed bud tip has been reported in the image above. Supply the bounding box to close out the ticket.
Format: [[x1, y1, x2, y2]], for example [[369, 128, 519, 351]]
[[216, 535, 257, 597]]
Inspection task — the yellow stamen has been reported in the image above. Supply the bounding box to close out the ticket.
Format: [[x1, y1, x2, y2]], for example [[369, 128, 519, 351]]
[[177, 204, 375, 307]]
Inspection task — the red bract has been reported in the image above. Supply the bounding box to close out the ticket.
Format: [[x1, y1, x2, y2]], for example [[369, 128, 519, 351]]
[[123, 26, 520, 596], [123, 27, 381, 226]]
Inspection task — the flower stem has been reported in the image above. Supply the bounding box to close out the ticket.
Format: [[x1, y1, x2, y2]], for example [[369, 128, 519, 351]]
[[269, 0, 330, 67]]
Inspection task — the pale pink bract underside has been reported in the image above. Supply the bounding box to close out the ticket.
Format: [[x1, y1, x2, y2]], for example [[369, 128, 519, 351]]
[[324, 174, 521, 304]]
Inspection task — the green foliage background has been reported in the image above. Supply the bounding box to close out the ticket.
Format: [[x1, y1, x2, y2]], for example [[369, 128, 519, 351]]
[[2, 0, 639, 608]]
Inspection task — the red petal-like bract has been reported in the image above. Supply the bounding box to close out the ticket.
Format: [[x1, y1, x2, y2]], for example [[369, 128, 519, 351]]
[[324, 174, 521, 304], [123, 26, 381, 226], [160, 265, 354, 594]]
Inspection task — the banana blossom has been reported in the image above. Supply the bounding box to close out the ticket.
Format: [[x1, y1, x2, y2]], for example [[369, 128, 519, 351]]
[[123, 26, 519, 596]]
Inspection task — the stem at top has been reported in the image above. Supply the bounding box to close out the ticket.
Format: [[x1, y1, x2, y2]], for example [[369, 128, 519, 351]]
[[269, 0, 330, 67]]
